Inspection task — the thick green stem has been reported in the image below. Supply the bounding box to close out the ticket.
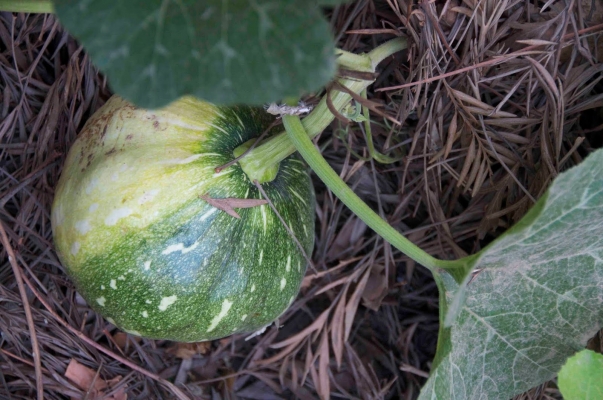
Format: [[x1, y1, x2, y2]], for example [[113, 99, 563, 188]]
[[238, 37, 407, 183], [282, 114, 464, 272], [0, 0, 53, 13]]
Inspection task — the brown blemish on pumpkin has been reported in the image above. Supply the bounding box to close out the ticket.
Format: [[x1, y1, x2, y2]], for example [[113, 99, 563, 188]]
[[105, 148, 116, 156], [126, 134, 133, 141]]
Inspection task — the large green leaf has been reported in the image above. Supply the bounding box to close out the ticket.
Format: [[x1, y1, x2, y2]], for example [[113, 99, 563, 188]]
[[420, 148, 603, 399], [316, 0, 354, 5], [558, 349, 603, 400], [53, 0, 337, 108]]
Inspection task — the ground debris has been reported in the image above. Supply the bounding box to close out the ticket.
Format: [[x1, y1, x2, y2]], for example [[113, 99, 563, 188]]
[[1, 2, 601, 399]]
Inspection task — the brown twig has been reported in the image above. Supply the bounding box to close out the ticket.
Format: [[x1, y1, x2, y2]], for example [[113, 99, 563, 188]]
[[0, 221, 44, 400], [16, 271, 191, 400], [378, 23, 603, 92]]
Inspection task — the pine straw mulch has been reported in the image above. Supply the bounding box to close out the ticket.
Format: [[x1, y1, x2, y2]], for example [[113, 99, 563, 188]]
[[1, 1, 603, 399]]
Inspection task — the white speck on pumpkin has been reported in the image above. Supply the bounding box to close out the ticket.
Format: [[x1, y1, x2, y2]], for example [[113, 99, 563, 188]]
[[241, 314, 248, 321], [258, 250, 263, 265], [162, 242, 198, 255], [250, 284, 256, 292], [158, 295, 178, 311], [297, 261, 301, 272], [89, 203, 99, 213], [110, 279, 117, 290], [96, 297, 106, 306], [142, 311, 149, 318], [145, 299, 152, 304], [75, 219, 92, 234], [106, 317, 116, 325], [53, 204, 65, 227], [261, 205, 267, 234], [280, 278, 286, 291], [206, 299, 233, 332], [286, 256, 291, 272], [144, 260, 151, 270], [200, 208, 217, 222], [138, 189, 160, 205], [105, 207, 132, 226], [302, 224, 308, 236], [160, 154, 211, 165], [235, 113, 245, 129], [85, 177, 99, 194], [70, 242, 80, 255], [100, 285, 105, 290], [289, 296, 295, 305], [118, 275, 125, 280], [290, 188, 307, 205]]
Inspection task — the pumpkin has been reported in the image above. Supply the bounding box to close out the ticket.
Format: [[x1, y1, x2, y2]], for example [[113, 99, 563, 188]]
[[51, 95, 315, 342]]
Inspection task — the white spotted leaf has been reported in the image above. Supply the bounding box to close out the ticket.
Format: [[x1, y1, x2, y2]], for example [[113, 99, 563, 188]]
[[53, 0, 337, 108], [421, 148, 603, 399]]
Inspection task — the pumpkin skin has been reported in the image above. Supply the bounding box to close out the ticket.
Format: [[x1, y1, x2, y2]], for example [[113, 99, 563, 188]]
[[51, 95, 315, 342]]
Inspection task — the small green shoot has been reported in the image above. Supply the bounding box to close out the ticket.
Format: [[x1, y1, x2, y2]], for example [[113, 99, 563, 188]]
[[558, 349, 603, 400]]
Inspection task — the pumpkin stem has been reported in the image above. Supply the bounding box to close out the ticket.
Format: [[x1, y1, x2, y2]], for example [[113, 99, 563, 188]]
[[237, 37, 408, 183]]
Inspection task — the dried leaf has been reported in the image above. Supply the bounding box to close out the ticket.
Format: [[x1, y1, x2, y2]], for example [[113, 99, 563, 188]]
[[457, 136, 476, 188], [166, 342, 212, 359], [515, 39, 556, 46], [235, 380, 284, 400], [444, 112, 458, 159], [331, 288, 348, 368], [317, 331, 331, 400], [361, 265, 388, 311], [327, 216, 367, 260], [301, 257, 361, 289], [111, 331, 143, 350], [344, 266, 371, 342], [64, 359, 126, 400], [271, 308, 331, 349], [200, 194, 268, 219]]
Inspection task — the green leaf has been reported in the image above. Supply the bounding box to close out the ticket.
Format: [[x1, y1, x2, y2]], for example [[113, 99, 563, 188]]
[[420, 148, 603, 399], [315, 0, 353, 5], [53, 0, 337, 109], [558, 349, 603, 400]]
